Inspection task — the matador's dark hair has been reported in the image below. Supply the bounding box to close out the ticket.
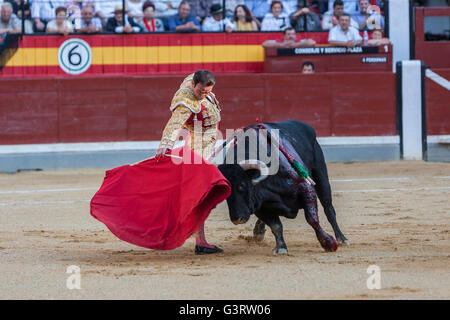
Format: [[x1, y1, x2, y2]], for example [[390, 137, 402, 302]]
[[193, 70, 216, 87]]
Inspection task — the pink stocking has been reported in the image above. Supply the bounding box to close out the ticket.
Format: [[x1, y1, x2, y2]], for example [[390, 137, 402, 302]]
[[195, 223, 214, 248]]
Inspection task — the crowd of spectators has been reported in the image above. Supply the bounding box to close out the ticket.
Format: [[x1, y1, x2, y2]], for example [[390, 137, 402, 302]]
[[0, 0, 390, 47]]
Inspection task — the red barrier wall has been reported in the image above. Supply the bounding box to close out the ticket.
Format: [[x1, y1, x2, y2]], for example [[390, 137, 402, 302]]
[[0, 73, 397, 145], [415, 7, 450, 69], [426, 69, 450, 135]]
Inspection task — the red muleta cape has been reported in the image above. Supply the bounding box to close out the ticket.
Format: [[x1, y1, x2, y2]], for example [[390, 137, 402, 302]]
[[90, 147, 231, 250]]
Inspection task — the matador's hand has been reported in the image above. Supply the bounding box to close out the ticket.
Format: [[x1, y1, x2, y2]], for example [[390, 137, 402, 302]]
[[155, 148, 170, 162]]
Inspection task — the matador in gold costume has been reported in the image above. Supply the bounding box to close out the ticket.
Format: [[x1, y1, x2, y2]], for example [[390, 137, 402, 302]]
[[155, 69, 223, 255], [157, 71, 221, 160]]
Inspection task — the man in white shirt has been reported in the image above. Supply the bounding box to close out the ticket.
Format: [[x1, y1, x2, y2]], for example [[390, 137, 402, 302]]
[[0, 2, 21, 34], [328, 13, 362, 47], [75, 4, 102, 33]]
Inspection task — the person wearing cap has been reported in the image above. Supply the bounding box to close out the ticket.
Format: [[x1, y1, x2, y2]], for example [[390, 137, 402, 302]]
[[106, 4, 141, 33], [168, 1, 200, 32], [201, 3, 234, 32], [290, 0, 321, 32]]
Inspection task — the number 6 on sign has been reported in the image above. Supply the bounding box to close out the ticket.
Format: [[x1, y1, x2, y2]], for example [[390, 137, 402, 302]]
[[58, 39, 92, 75]]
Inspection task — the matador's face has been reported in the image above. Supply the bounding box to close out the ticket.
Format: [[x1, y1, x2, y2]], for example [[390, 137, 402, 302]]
[[193, 82, 214, 101]]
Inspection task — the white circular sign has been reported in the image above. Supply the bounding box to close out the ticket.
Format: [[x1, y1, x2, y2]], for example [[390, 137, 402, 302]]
[[58, 38, 92, 75]]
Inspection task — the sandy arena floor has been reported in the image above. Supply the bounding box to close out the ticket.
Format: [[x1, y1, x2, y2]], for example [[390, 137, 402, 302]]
[[0, 161, 449, 300]]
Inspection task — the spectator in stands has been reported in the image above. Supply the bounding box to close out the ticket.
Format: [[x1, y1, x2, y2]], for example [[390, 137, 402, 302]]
[[126, 0, 144, 20], [6, 0, 33, 33], [327, 0, 359, 15], [168, 1, 200, 32], [46, 6, 73, 35], [301, 61, 315, 73], [352, 0, 384, 31], [322, 0, 358, 30], [106, 4, 141, 33], [290, 0, 321, 32], [245, 0, 270, 22], [6, 0, 30, 17], [262, 27, 316, 48], [0, 2, 21, 34], [137, 1, 165, 32], [65, 0, 83, 23], [282, 0, 301, 16], [328, 12, 362, 47], [367, 27, 390, 45], [186, 0, 217, 23], [154, 0, 181, 20], [310, 0, 328, 15], [75, 3, 102, 33], [224, 0, 244, 19], [232, 4, 258, 31], [31, 0, 66, 32], [202, 4, 234, 32], [261, 1, 290, 31], [96, 0, 122, 24]]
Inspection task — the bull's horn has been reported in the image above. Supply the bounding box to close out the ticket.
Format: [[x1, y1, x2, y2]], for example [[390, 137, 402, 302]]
[[239, 159, 269, 185]]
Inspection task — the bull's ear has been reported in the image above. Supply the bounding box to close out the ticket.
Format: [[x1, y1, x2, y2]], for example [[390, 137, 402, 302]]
[[245, 169, 261, 181]]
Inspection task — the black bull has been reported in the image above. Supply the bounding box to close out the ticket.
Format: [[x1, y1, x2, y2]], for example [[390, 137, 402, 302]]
[[218, 120, 349, 255]]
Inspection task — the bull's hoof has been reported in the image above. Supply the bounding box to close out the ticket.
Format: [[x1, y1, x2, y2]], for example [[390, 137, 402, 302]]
[[320, 234, 338, 252], [272, 247, 288, 255], [253, 220, 266, 242], [253, 233, 265, 242], [337, 235, 350, 246]]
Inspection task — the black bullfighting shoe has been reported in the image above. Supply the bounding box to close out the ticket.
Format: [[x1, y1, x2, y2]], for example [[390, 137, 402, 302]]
[[195, 245, 224, 255]]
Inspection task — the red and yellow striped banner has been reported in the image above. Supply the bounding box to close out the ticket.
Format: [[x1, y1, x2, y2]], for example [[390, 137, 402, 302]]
[[0, 32, 329, 76]]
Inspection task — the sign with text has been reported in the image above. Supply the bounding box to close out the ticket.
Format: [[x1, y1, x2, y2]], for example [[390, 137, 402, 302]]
[[277, 46, 391, 56]]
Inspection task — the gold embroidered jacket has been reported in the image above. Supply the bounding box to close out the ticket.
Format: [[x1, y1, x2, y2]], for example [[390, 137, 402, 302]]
[[158, 74, 221, 159]]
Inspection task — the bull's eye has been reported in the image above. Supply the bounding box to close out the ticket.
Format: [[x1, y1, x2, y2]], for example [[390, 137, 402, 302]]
[[237, 183, 246, 192]]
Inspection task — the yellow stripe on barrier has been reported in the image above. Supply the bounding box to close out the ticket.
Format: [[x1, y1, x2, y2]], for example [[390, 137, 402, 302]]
[[6, 45, 265, 67]]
